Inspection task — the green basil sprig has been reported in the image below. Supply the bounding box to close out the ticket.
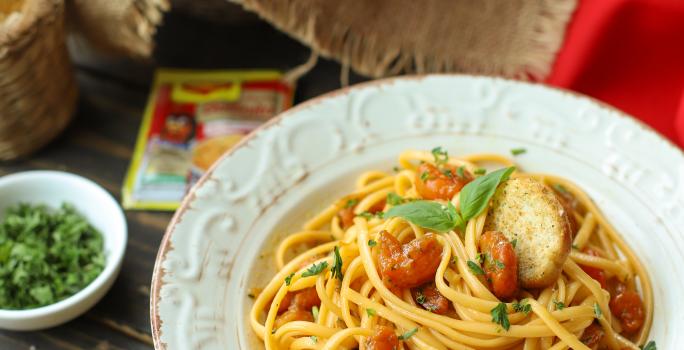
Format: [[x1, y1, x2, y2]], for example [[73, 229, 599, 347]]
[[385, 167, 515, 232], [384, 200, 462, 232], [459, 166, 515, 222]]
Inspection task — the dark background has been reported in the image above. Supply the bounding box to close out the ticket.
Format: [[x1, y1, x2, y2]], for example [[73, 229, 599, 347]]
[[0, 4, 369, 349]]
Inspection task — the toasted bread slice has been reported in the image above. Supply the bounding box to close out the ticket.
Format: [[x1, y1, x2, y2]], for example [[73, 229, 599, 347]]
[[484, 177, 572, 288]]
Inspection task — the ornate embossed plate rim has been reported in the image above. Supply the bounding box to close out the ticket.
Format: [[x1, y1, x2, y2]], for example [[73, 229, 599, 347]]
[[150, 74, 684, 349]]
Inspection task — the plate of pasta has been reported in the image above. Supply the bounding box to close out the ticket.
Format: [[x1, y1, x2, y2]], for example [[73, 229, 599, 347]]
[[151, 75, 684, 350]]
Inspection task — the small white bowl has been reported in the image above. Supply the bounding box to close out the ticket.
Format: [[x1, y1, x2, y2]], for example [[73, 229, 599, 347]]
[[0, 171, 127, 331]]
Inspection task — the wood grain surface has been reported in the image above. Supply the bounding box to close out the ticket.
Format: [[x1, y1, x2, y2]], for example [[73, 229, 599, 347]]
[[0, 4, 368, 349]]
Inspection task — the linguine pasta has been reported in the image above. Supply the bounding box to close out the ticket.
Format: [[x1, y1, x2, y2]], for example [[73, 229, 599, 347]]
[[250, 150, 654, 350]]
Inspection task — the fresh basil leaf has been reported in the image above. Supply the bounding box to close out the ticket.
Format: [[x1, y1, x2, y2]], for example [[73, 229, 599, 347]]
[[448, 201, 465, 232], [459, 167, 515, 222], [385, 201, 458, 232]]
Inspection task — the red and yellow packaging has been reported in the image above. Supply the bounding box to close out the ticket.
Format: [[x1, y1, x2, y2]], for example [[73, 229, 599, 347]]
[[122, 69, 293, 210]]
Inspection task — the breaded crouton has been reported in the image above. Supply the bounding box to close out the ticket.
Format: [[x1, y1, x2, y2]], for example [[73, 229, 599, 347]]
[[484, 177, 572, 288]]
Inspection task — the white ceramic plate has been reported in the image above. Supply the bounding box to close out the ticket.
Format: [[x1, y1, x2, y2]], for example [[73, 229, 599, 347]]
[[151, 75, 684, 349]]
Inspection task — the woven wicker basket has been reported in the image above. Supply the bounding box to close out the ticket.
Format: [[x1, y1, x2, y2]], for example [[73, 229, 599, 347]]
[[0, 0, 77, 160]]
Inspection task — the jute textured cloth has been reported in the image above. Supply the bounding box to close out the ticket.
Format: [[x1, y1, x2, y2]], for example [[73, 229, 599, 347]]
[[240, 0, 578, 81], [67, 0, 169, 58]]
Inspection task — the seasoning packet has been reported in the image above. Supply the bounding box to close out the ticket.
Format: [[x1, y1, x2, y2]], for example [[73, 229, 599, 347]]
[[122, 69, 294, 210]]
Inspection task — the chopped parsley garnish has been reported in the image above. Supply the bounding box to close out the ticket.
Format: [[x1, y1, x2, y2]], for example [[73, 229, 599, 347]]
[[0, 203, 105, 310], [510, 148, 527, 156], [331, 246, 344, 281], [490, 302, 510, 331], [310, 336, 318, 343], [467, 260, 485, 275], [481, 252, 502, 270], [593, 303, 602, 318], [552, 183, 568, 194], [368, 239, 377, 247], [442, 169, 454, 178], [451, 256, 458, 265], [420, 171, 431, 181], [356, 211, 374, 219], [572, 244, 580, 250], [431, 146, 448, 165], [641, 341, 657, 350], [312, 305, 319, 322], [510, 238, 517, 248], [366, 308, 376, 317], [512, 299, 532, 315], [345, 198, 358, 208], [284, 272, 295, 286], [415, 291, 426, 304], [393, 166, 401, 173], [387, 192, 405, 206], [302, 262, 328, 277], [398, 327, 418, 340], [553, 300, 565, 310], [456, 165, 465, 178], [474, 168, 487, 175]]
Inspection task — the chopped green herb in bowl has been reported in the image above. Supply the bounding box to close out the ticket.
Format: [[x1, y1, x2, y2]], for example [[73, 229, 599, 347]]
[[0, 203, 106, 310], [0, 170, 127, 331]]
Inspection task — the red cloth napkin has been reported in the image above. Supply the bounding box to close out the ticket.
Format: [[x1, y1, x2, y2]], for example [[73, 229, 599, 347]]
[[547, 0, 684, 147]]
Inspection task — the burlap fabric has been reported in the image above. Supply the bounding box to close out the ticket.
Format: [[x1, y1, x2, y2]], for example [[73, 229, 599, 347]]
[[67, 0, 169, 58], [239, 0, 578, 81]]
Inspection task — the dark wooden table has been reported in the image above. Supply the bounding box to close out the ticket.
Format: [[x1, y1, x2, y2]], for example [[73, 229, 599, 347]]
[[0, 6, 368, 349]]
